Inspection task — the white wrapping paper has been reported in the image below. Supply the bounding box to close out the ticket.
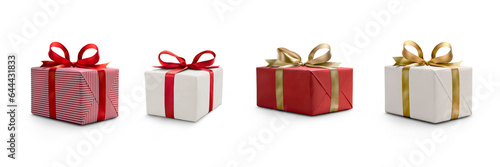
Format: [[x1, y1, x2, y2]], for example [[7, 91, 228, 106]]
[[385, 66, 472, 123], [145, 68, 222, 122]]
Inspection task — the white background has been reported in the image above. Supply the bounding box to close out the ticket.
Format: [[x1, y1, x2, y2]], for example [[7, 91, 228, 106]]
[[1, 0, 500, 166]]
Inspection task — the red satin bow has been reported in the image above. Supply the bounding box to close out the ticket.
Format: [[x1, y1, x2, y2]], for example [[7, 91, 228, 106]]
[[41, 42, 108, 69], [154, 50, 218, 70]]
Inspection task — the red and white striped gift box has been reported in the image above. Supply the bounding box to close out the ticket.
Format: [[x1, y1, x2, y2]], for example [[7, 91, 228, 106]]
[[31, 67, 119, 125]]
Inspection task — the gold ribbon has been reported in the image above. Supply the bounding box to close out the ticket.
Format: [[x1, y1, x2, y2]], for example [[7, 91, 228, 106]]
[[394, 40, 461, 120], [266, 44, 341, 112]]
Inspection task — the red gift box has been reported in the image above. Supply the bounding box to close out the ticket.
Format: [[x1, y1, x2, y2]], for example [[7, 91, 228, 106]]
[[257, 67, 352, 115], [31, 42, 119, 125], [256, 44, 353, 115]]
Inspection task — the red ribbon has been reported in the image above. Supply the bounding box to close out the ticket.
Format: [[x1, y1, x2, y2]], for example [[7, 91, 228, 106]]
[[41, 42, 108, 122], [154, 50, 218, 118]]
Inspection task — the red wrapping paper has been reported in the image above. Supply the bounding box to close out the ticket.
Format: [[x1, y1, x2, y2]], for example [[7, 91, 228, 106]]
[[257, 66, 353, 115]]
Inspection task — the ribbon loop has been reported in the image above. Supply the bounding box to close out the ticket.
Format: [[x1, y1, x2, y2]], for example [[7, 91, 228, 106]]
[[266, 44, 340, 68], [306, 43, 332, 65], [156, 50, 187, 69], [277, 47, 302, 65], [429, 42, 453, 64], [44, 42, 72, 67], [400, 40, 425, 66], [403, 40, 424, 58], [76, 43, 100, 66], [190, 50, 217, 70]]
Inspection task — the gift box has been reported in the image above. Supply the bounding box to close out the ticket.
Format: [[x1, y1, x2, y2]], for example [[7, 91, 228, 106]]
[[257, 44, 353, 115], [31, 42, 119, 125], [385, 41, 472, 123], [145, 50, 222, 122]]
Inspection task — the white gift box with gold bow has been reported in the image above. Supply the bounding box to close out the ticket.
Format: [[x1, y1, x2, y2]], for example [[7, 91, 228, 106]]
[[384, 41, 472, 123]]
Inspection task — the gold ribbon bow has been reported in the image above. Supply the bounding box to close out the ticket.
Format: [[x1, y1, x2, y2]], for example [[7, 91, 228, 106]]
[[266, 43, 341, 68], [267, 43, 341, 112], [393, 40, 461, 120], [393, 40, 461, 67]]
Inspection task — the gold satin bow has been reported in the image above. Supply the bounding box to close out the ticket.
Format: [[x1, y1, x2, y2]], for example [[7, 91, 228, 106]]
[[266, 43, 341, 68], [393, 40, 461, 68], [394, 40, 461, 120]]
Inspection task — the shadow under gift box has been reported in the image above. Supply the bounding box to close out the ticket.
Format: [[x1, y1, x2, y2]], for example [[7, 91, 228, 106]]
[[31, 67, 119, 125], [256, 66, 353, 115], [144, 68, 223, 122], [385, 66, 472, 123]]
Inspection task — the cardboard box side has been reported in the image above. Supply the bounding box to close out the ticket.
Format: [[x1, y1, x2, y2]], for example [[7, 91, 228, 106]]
[[385, 66, 403, 115], [145, 70, 166, 117], [408, 67, 437, 122], [458, 67, 473, 117], [31, 67, 50, 117], [337, 67, 353, 111], [282, 67, 313, 115], [256, 67, 277, 109]]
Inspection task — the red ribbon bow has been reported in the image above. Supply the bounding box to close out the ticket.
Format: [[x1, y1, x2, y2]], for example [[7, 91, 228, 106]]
[[154, 50, 219, 119], [41, 42, 108, 69], [154, 50, 218, 70], [42, 42, 108, 122]]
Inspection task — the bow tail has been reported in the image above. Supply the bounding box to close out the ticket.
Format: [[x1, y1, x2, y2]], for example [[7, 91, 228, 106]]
[[428, 61, 462, 68], [307, 62, 341, 68], [41, 61, 64, 67]]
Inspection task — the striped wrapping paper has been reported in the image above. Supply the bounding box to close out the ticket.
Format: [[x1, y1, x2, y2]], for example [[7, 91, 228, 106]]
[[31, 67, 119, 125]]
